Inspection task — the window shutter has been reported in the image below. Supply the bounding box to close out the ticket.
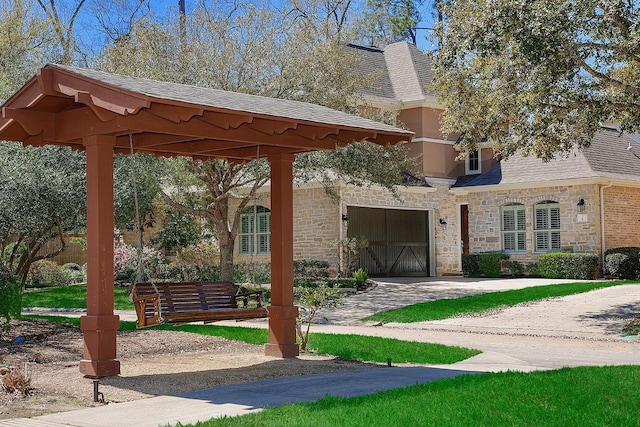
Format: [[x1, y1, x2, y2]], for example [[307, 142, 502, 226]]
[[502, 209, 516, 231], [517, 232, 526, 251]]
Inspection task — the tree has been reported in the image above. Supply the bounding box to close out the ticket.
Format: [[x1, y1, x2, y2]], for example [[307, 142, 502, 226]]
[[0, 143, 86, 283], [35, 0, 88, 65], [432, 0, 640, 160], [114, 152, 164, 246], [294, 284, 344, 351], [357, 0, 424, 46], [0, 0, 52, 102], [95, 1, 419, 281]]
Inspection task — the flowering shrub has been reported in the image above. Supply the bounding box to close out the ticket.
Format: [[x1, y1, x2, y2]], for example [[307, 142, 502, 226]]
[[114, 243, 166, 284]]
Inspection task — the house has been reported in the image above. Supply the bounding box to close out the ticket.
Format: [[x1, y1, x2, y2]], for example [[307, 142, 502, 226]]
[[235, 41, 640, 277]]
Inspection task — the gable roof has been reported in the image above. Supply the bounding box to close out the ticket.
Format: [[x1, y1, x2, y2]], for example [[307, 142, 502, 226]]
[[347, 41, 437, 106], [0, 64, 413, 160], [452, 128, 640, 189]]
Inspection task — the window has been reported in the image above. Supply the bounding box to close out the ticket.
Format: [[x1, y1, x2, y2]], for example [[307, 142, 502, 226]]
[[501, 203, 526, 252], [239, 205, 271, 255], [534, 201, 560, 252], [466, 149, 481, 174]]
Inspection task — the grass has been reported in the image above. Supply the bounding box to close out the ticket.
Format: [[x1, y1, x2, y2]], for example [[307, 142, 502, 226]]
[[26, 315, 479, 365], [22, 284, 132, 310], [178, 365, 640, 426], [363, 280, 638, 323]]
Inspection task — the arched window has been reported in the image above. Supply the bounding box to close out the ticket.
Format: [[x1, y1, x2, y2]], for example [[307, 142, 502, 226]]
[[534, 201, 560, 252], [501, 203, 526, 252], [239, 205, 271, 255]]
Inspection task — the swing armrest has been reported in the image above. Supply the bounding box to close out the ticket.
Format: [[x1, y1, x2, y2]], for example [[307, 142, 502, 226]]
[[234, 289, 265, 308], [132, 293, 161, 328]]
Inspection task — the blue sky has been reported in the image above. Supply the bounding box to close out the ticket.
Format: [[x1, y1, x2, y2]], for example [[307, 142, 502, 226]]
[[86, 0, 440, 52]]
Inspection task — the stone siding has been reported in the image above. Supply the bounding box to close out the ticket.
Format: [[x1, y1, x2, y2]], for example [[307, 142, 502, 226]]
[[463, 184, 601, 265]]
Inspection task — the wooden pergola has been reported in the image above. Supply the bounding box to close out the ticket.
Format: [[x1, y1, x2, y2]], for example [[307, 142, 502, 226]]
[[0, 64, 412, 378]]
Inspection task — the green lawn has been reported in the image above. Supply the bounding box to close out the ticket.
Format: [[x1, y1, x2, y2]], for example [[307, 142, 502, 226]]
[[29, 316, 479, 365], [364, 280, 638, 323], [178, 365, 640, 426], [22, 285, 132, 310]]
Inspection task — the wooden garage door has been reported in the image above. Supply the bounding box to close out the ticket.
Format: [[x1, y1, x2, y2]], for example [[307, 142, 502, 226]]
[[347, 207, 429, 276]]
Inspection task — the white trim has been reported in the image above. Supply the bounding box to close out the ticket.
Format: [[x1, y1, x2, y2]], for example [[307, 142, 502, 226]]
[[425, 177, 457, 185], [411, 137, 456, 145], [359, 95, 443, 111], [465, 149, 482, 175], [449, 177, 640, 194]]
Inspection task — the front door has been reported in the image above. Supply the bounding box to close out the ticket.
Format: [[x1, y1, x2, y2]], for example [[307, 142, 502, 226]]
[[460, 204, 470, 255]]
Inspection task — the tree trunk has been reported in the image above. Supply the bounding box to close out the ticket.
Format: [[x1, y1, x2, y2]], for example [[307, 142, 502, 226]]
[[218, 230, 235, 282]]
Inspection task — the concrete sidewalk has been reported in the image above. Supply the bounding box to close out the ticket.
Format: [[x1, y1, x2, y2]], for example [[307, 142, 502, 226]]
[[17, 366, 475, 427], [5, 277, 640, 427]]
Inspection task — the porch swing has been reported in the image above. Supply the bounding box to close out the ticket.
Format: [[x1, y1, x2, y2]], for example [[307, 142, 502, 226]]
[[127, 136, 268, 328]]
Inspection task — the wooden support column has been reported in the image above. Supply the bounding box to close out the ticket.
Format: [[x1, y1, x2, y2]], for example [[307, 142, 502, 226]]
[[265, 153, 299, 358], [79, 135, 120, 378]]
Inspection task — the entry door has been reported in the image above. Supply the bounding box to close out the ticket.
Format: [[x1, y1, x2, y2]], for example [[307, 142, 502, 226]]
[[460, 204, 470, 255], [347, 207, 429, 276]]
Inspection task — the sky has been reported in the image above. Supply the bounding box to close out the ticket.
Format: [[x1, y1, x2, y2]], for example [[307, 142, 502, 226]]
[[74, 0, 440, 53]]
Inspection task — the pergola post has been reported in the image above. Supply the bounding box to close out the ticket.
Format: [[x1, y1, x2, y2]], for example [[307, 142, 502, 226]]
[[265, 153, 299, 358], [79, 135, 120, 378]]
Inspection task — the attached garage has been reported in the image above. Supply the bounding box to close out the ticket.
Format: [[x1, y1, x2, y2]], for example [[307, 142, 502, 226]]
[[347, 206, 432, 276]]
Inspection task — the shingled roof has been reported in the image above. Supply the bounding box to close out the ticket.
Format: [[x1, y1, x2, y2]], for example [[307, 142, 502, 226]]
[[347, 41, 436, 105], [0, 64, 413, 160], [452, 128, 640, 189]]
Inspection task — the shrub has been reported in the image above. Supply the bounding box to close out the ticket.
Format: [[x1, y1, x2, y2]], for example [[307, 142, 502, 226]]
[[538, 252, 599, 280], [0, 278, 21, 335], [294, 278, 358, 289], [462, 254, 481, 277], [294, 283, 343, 351], [538, 253, 565, 279], [352, 268, 368, 286], [27, 260, 80, 287], [462, 253, 509, 277], [504, 261, 525, 277], [478, 253, 509, 277], [561, 253, 600, 280], [114, 243, 166, 284], [1, 367, 33, 395], [294, 260, 329, 279], [234, 261, 271, 284], [604, 247, 640, 279], [332, 236, 368, 276]]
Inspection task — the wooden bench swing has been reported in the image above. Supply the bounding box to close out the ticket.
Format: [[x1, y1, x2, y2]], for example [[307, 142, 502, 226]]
[[126, 136, 268, 329], [130, 281, 268, 328]]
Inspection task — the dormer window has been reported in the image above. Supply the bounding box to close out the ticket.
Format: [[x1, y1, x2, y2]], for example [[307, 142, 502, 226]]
[[466, 149, 481, 175]]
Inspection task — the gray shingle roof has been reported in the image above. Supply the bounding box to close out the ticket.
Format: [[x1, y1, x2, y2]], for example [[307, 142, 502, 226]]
[[453, 128, 640, 188], [347, 41, 435, 103], [50, 64, 412, 135]]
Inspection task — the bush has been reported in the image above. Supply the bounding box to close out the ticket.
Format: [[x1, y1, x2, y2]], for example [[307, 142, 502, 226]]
[[234, 261, 271, 284], [604, 247, 640, 279], [352, 268, 368, 286], [27, 260, 81, 287], [538, 253, 565, 279], [114, 243, 166, 284], [462, 253, 509, 277], [462, 254, 481, 277], [294, 260, 329, 279], [0, 278, 21, 335], [294, 278, 359, 289], [538, 252, 600, 280]]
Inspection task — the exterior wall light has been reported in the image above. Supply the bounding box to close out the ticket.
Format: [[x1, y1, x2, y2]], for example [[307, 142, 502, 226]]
[[577, 198, 586, 212]]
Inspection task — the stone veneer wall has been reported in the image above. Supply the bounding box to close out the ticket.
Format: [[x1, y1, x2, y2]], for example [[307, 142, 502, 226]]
[[463, 184, 601, 265], [603, 186, 640, 250]]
